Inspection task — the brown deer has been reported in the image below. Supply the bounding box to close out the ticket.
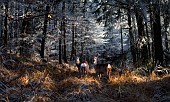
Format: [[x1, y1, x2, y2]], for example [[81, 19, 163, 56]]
[[95, 64, 107, 79], [93, 57, 112, 79]]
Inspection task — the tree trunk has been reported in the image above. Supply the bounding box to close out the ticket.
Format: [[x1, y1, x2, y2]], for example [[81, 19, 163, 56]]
[[135, 8, 148, 64], [81, 42, 84, 61], [149, 3, 154, 64], [21, 18, 29, 34], [164, 11, 169, 65], [40, 5, 50, 58], [20, 12, 30, 56], [4, 2, 8, 46], [127, 8, 136, 66], [59, 22, 62, 64], [153, 3, 164, 65], [165, 32, 169, 65], [120, 26, 123, 54], [145, 23, 151, 60], [75, 25, 77, 57], [63, 20, 67, 63], [70, 23, 75, 61], [62, 1, 67, 63]]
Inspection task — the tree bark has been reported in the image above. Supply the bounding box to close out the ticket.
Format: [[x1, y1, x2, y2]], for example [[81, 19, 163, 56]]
[[149, 3, 154, 64], [63, 20, 67, 63], [127, 8, 136, 66], [145, 23, 151, 60], [4, 2, 8, 46], [152, 2, 164, 65], [21, 18, 29, 34], [62, 1, 67, 63], [164, 11, 169, 65], [135, 8, 148, 64], [40, 5, 50, 58], [70, 23, 75, 61], [59, 22, 62, 64]]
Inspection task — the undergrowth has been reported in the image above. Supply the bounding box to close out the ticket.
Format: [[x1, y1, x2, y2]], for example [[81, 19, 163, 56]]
[[0, 56, 170, 102]]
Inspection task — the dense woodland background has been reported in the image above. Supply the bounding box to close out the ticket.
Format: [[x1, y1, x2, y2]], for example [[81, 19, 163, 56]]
[[0, 0, 170, 102]]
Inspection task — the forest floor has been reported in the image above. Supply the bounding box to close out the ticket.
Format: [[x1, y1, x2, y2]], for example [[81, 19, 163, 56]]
[[0, 54, 170, 102]]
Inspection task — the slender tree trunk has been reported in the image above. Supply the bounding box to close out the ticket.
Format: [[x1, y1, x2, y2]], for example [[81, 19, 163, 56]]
[[70, 3, 76, 61], [62, 1, 67, 63], [136, 12, 144, 36], [127, 8, 136, 66], [40, 5, 50, 58], [70, 23, 75, 60], [59, 21, 62, 64], [75, 25, 77, 57], [63, 20, 67, 63], [165, 32, 169, 65], [152, 2, 164, 65], [4, 2, 8, 46], [120, 26, 123, 54], [149, 3, 154, 64], [59, 22, 62, 64], [20, 13, 30, 56], [164, 12, 169, 65], [145, 23, 151, 59], [81, 42, 84, 61], [135, 8, 148, 64], [21, 18, 29, 34], [165, 29, 168, 51]]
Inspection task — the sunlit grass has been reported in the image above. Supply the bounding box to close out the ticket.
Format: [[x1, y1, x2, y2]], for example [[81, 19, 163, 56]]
[[22, 61, 34, 67], [43, 74, 56, 90], [18, 69, 56, 91], [31, 56, 41, 63], [32, 70, 46, 80], [109, 70, 170, 85], [109, 71, 147, 85], [56, 76, 101, 96], [19, 74, 29, 86], [58, 76, 100, 88], [107, 69, 170, 102], [1, 57, 170, 102]]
